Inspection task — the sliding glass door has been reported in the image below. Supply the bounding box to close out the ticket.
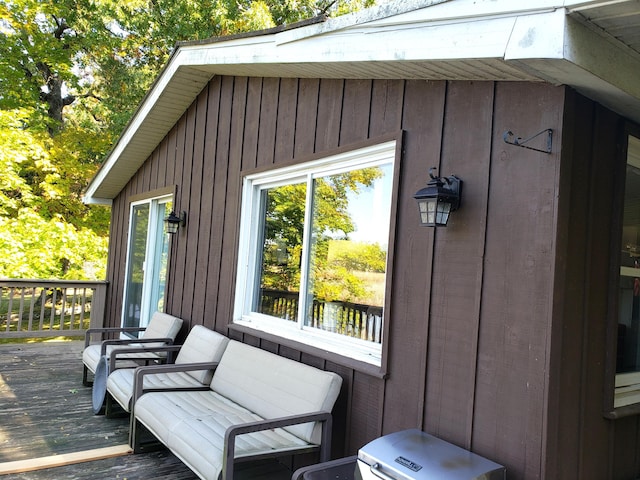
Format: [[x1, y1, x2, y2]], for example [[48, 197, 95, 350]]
[[122, 196, 171, 331]]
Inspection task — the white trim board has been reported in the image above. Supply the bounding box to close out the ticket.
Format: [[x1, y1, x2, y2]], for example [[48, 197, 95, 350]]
[[0, 445, 132, 474]]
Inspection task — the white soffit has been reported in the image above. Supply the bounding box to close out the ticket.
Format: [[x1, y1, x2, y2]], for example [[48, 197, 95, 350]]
[[83, 65, 213, 204], [83, 0, 640, 204]]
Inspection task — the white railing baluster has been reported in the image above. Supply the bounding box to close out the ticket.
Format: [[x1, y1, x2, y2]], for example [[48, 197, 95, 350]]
[[7, 288, 15, 333], [18, 289, 26, 332], [50, 288, 57, 332], [38, 288, 46, 331], [28, 288, 36, 332], [79, 288, 87, 327]]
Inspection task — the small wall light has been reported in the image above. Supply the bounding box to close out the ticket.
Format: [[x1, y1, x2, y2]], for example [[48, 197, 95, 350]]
[[164, 210, 187, 234], [413, 168, 462, 227]]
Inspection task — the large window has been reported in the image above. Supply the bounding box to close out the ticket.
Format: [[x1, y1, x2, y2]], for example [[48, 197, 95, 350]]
[[615, 134, 640, 408], [234, 141, 397, 366]]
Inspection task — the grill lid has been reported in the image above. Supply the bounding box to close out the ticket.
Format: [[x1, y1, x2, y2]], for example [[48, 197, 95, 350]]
[[356, 429, 505, 480]]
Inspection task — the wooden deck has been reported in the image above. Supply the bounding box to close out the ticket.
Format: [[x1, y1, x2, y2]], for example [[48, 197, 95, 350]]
[[0, 340, 294, 479]]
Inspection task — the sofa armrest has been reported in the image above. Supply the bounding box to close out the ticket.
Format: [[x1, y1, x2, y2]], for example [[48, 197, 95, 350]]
[[84, 327, 146, 348], [222, 411, 333, 480], [131, 362, 219, 407]]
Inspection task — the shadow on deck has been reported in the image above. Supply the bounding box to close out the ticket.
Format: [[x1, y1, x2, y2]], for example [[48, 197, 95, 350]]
[[0, 341, 293, 479]]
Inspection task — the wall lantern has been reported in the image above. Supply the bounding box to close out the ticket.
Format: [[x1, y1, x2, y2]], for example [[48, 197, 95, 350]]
[[164, 210, 187, 234], [413, 168, 462, 227]]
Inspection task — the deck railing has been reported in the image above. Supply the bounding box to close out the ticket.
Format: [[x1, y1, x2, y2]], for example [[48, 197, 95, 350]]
[[0, 279, 108, 339], [259, 288, 383, 343]]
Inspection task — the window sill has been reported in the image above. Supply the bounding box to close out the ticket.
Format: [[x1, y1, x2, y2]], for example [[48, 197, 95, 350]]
[[227, 322, 388, 379], [604, 402, 640, 419]]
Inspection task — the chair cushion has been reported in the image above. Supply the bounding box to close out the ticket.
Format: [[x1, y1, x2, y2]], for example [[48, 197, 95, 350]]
[[175, 325, 229, 384], [82, 344, 160, 374], [210, 340, 342, 444], [140, 312, 183, 346]]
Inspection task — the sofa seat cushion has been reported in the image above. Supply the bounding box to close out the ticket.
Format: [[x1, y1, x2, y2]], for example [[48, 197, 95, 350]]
[[107, 368, 204, 412], [135, 390, 310, 480], [169, 414, 310, 480], [82, 344, 162, 374], [135, 390, 255, 441]]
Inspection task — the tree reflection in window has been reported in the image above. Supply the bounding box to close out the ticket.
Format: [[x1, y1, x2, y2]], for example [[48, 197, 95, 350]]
[[258, 182, 307, 321], [256, 165, 391, 343]]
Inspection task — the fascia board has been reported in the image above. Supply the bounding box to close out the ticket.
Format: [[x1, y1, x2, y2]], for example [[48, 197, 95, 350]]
[[359, 0, 560, 28], [274, 0, 453, 45], [296, 17, 519, 62], [276, 0, 566, 45], [177, 35, 278, 67], [505, 9, 567, 60], [180, 17, 524, 68], [506, 10, 640, 123]]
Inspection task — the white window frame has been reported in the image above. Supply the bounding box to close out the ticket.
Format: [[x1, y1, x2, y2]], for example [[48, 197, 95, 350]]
[[234, 140, 397, 366]]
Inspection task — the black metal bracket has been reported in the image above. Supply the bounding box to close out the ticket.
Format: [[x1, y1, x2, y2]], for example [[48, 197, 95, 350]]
[[503, 129, 553, 154]]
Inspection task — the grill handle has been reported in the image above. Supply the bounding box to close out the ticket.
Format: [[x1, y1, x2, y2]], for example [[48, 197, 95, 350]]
[[369, 463, 396, 480]]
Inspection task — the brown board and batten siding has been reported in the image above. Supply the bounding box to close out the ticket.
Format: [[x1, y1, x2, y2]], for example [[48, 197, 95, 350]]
[[475, 82, 565, 477], [424, 81, 494, 446], [104, 76, 634, 479]]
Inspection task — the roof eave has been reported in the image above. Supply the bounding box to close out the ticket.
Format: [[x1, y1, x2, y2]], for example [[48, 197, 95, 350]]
[[83, 2, 640, 204]]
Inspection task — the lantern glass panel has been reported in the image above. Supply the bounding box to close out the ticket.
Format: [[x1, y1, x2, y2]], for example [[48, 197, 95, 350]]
[[418, 198, 438, 226], [166, 221, 179, 234], [435, 201, 452, 226]]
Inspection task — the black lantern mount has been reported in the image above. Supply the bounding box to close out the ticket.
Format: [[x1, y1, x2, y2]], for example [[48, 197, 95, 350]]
[[413, 168, 462, 227], [164, 210, 187, 234]]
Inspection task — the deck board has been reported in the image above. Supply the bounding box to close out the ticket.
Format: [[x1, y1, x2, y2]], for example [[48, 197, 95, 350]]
[[0, 340, 293, 479]]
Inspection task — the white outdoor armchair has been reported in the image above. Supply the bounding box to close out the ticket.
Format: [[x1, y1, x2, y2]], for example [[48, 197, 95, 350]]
[[82, 311, 183, 386]]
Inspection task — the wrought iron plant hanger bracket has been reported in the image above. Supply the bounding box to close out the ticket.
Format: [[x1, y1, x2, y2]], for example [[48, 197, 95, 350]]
[[503, 129, 553, 154]]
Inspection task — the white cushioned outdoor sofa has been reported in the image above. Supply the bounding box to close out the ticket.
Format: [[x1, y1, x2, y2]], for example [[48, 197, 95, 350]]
[[130, 340, 343, 480]]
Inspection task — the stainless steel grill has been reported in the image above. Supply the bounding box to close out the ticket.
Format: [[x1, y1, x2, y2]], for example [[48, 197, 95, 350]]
[[293, 429, 505, 480], [355, 429, 505, 480]]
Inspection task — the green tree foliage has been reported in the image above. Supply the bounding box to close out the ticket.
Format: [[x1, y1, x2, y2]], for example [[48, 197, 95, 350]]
[[261, 167, 386, 305], [0, 209, 108, 279], [309, 169, 385, 303], [328, 240, 386, 273], [0, 0, 377, 280], [0, 110, 45, 216]]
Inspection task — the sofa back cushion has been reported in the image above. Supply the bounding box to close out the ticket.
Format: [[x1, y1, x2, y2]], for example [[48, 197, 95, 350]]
[[211, 340, 342, 444], [140, 312, 183, 347], [176, 325, 229, 384]]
